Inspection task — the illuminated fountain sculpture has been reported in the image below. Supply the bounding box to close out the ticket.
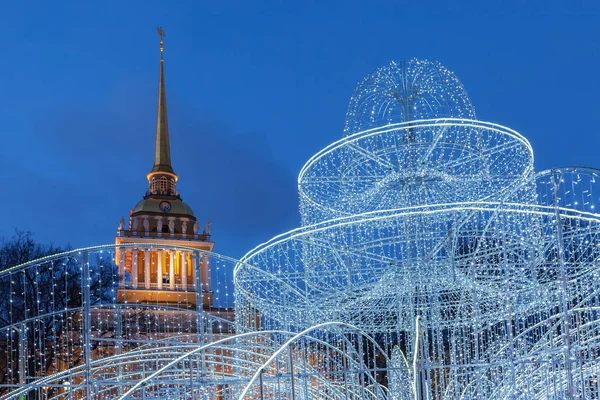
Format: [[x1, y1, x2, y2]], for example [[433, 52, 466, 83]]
[[234, 59, 600, 399], [2, 59, 600, 399]]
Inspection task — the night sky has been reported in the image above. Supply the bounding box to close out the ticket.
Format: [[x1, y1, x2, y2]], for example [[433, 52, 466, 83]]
[[1, 1, 599, 261]]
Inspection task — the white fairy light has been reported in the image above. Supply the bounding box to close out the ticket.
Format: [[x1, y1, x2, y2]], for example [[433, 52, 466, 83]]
[[3, 59, 600, 399], [235, 60, 600, 399]]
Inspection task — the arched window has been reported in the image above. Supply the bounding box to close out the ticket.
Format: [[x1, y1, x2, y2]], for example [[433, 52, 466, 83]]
[[150, 177, 158, 194], [160, 177, 168, 194]]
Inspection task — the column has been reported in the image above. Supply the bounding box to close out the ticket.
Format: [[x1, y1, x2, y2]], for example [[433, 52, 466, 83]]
[[132, 248, 138, 288], [192, 255, 198, 290], [144, 249, 150, 289], [201, 256, 210, 292], [181, 252, 188, 291], [157, 250, 163, 290], [118, 248, 125, 287], [169, 251, 175, 290]]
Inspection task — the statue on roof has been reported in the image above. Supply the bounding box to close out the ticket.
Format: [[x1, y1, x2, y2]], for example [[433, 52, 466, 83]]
[[203, 221, 212, 236]]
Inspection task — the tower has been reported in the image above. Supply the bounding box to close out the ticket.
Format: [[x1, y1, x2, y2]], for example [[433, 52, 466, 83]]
[[115, 28, 214, 308]]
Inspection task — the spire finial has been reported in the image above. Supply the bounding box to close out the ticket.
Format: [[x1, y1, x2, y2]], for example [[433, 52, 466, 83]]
[[157, 27, 165, 61], [148, 26, 175, 179]]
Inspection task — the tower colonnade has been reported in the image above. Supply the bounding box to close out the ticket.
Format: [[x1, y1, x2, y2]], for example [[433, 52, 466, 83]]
[[115, 243, 213, 307], [117, 246, 196, 291]]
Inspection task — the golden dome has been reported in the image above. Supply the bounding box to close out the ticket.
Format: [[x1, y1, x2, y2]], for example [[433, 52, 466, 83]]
[[132, 198, 195, 218]]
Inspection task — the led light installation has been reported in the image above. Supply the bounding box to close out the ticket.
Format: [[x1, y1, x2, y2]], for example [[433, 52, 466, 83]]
[[0, 244, 386, 399], [235, 59, 600, 399], [3, 59, 600, 399]]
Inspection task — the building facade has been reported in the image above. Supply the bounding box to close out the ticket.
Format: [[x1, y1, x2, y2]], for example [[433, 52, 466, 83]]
[[115, 33, 216, 310]]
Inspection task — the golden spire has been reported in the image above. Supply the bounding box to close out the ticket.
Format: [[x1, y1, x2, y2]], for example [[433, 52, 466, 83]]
[[150, 26, 174, 174], [157, 26, 165, 61]]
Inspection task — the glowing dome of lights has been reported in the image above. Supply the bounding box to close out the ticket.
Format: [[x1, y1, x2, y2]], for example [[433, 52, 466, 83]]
[[343, 60, 476, 135], [4, 59, 600, 399]]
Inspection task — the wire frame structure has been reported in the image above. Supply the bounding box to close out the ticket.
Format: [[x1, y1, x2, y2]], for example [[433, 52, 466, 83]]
[[5, 59, 600, 399], [343, 60, 476, 135], [235, 60, 600, 399], [116, 322, 390, 399], [4, 320, 390, 399], [0, 244, 237, 399], [0, 246, 389, 399], [298, 119, 536, 225]]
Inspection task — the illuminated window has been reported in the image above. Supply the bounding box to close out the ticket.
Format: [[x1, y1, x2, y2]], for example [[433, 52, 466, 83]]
[[160, 177, 168, 194]]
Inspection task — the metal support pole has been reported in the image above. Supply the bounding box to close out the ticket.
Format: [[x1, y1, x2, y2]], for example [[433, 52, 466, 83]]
[[342, 337, 349, 400], [115, 305, 123, 396], [302, 339, 310, 398], [81, 250, 92, 400], [413, 316, 423, 400], [357, 334, 365, 395], [118, 247, 125, 287], [189, 358, 195, 397], [499, 207, 517, 399], [18, 324, 26, 385], [552, 170, 575, 399], [289, 344, 296, 400], [193, 250, 208, 388], [259, 369, 265, 400], [195, 251, 205, 346]]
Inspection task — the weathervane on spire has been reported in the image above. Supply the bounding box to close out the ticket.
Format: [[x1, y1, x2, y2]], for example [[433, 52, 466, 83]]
[[157, 27, 165, 59]]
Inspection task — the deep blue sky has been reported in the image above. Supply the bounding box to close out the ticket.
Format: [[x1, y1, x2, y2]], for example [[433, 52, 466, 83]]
[[1, 1, 599, 261]]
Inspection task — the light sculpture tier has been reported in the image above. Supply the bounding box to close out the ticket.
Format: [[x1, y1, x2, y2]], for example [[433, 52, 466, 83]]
[[343, 60, 476, 135]]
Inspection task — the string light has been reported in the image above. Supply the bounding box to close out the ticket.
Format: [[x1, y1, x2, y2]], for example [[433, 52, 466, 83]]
[[235, 60, 600, 398], [2, 59, 600, 398]]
